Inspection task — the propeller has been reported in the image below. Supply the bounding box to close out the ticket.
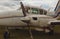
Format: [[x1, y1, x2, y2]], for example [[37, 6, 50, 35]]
[[20, 2, 26, 17], [20, 2, 34, 39], [54, 12, 60, 18], [20, 2, 30, 23]]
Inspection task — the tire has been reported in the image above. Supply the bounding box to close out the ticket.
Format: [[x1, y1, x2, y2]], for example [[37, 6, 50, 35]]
[[48, 30, 54, 35]]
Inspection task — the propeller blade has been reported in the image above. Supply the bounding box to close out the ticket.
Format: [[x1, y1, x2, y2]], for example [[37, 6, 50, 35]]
[[20, 2, 26, 17], [54, 12, 60, 18]]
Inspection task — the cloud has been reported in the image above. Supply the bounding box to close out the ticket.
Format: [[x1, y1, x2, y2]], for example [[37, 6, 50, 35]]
[[0, 1, 20, 11], [0, 0, 59, 12], [22, 0, 58, 11], [0, 5, 14, 12]]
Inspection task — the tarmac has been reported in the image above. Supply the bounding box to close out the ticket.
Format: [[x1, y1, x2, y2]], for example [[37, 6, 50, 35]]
[[0, 26, 60, 39]]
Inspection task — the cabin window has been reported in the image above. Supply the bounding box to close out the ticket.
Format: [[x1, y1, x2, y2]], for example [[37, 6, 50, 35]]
[[40, 9, 43, 15], [44, 11, 47, 15], [31, 8, 38, 14], [25, 7, 47, 15], [39, 9, 47, 15]]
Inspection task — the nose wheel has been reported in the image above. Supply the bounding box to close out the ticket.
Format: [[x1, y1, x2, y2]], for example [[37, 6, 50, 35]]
[[4, 27, 10, 39], [21, 20, 34, 39], [48, 26, 54, 35], [49, 30, 54, 35]]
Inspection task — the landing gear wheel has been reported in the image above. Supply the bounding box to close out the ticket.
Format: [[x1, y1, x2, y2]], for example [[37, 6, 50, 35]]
[[48, 25, 54, 35], [48, 30, 54, 35]]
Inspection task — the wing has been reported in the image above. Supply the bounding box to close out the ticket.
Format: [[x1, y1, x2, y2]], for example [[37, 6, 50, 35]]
[[48, 20, 60, 25]]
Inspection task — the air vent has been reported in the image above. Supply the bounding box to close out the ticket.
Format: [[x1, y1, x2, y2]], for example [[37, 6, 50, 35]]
[[33, 17, 37, 20]]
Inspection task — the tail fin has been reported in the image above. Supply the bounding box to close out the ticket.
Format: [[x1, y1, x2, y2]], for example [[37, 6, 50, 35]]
[[20, 2, 26, 16]]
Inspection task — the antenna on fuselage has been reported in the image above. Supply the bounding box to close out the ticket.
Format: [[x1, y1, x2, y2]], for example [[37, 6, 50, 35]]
[[20, 2, 26, 17]]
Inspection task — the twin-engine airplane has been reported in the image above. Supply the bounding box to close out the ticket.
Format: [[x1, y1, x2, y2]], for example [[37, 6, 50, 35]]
[[0, 2, 60, 33]]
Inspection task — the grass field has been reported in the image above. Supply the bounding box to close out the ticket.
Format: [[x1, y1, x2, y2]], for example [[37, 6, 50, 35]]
[[0, 18, 60, 39], [0, 26, 60, 39]]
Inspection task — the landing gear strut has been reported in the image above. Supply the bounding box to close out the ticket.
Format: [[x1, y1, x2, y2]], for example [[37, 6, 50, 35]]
[[48, 30, 54, 35], [48, 26, 54, 35], [4, 27, 10, 39]]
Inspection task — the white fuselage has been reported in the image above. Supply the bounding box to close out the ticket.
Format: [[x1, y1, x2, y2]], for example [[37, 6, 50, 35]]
[[0, 10, 56, 27]]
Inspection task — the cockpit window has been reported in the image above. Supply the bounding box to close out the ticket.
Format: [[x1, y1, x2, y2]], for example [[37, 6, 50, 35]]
[[25, 7, 47, 15], [31, 8, 38, 14], [22, 0, 59, 15]]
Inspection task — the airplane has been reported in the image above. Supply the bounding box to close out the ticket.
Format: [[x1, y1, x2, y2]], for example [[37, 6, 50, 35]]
[[0, 2, 60, 34]]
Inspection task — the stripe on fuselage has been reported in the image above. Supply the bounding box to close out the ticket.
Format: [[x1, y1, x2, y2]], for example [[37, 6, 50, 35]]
[[0, 16, 24, 19]]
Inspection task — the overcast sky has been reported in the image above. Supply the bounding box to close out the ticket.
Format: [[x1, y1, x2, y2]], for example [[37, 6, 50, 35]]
[[0, 0, 59, 12]]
